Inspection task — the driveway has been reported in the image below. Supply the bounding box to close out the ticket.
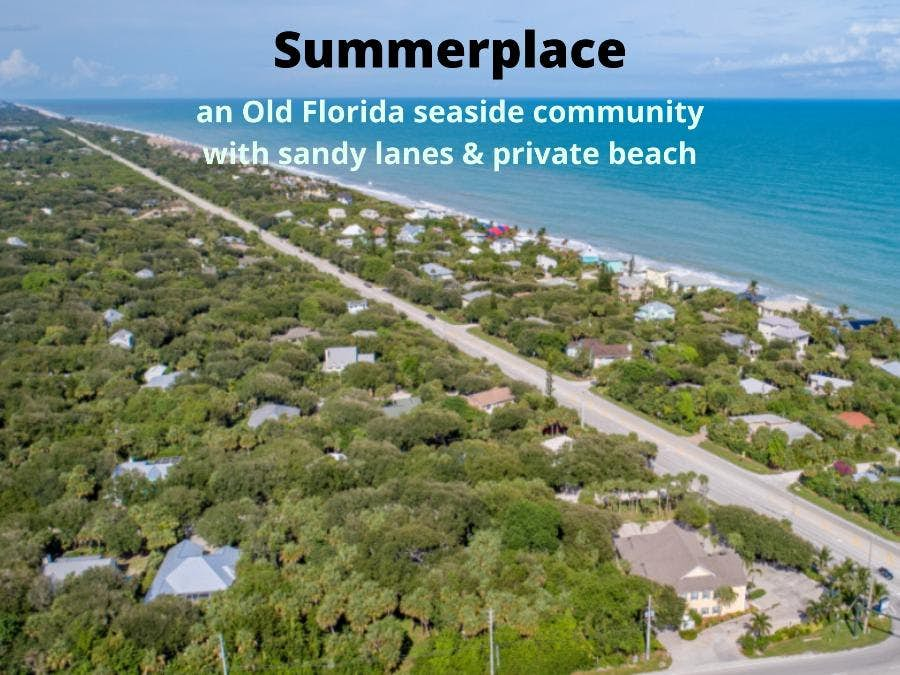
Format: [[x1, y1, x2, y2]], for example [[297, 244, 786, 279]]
[[749, 564, 822, 629]]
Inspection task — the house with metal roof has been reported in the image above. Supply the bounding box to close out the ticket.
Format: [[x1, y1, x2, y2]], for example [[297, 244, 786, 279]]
[[103, 308, 124, 326], [807, 373, 854, 396], [42, 555, 118, 588], [108, 329, 134, 350], [635, 301, 676, 322], [323, 346, 375, 373], [730, 413, 821, 443], [112, 456, 181, 482], [247, 403, 301, 429], [145, 540, 239, 602], [420, 262, 454, 282], [739, 377, 778, 396]]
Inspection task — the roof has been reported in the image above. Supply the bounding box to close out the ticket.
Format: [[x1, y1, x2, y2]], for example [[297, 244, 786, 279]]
[[730, 413, 821, 442], [571, 339, 631, 360], [382, 396, 423, 418], [878, 361, 900, 378], [420, 262, 453, 278], [808, 373, 853, 389], [109, 329, 134, 348], [145, 540, 239, 602], [43, 555, 117, 586], [103, 308, 124, 325], [270, 326, 320, 342], [143, 372, 183, 390], [617, 275, 645, 289], [759, 315, 802, 330], [542, 435, 573, 453], [721, 332, 748, 348], [324, 346, 360, 371], [113, 456, 181, 482], [247, 403, 301, 429], [462, 290, 492, 303], [465, 386, 515, 410], [615, 522, 746, 594], [739, 378, 778, 395], [837, 411, 873, 430], [636, 301, 675, 319]]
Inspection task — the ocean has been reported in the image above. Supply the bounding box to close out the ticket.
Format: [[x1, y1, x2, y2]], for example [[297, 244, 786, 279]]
[[30, 98, 900, 318]]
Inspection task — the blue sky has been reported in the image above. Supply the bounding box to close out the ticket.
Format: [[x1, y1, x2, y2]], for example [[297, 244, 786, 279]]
[[1, 1, 899, 98]]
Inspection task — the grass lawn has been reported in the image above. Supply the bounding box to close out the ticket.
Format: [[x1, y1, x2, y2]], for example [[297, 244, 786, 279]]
[[698, 440, 776, 475], [756, 617, 891, 658], [789, 484, 900, 543], [575, 651, 671, 674]]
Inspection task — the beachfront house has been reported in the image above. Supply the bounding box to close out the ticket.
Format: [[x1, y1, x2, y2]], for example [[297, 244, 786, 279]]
[[617, 274, 646, 301], [108, 329, 134, 350], [758, 295, 811, 317], [730, 413, 821, 442], [758, 316, 810, 353], [420, 262, 455, 282], [635, 301, 676, 322], [535, 254, 558, 272], [327, 207, 347, 220], [644, 268, 671, 290], [247, 403, 301, 429], [721, 332, 762, 360], [464, 386, 516, 414], [42, 555, 118, 589], [346, 299, 368, 315], [113, 456, 181, 482], [739, 377, 778, 396], [336, 192, 353, 205], [145, 540, 239, 602], [323, 346, 376, 373], [462, 229, 485, 244], [807, 373, 854, 396], [599, 259, 626, 274], [566, 339, 632, 368], [461, 290, 492, 307], [615, 521, 747, 629], [580, 251, 599, 265], [490, 239, 518, 255]]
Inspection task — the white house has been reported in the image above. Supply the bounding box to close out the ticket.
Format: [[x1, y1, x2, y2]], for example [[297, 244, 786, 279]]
[[43, 555, 118, 588], [461, 290, 492, 307], [135, 268, 155, 280], [335, 238, 354, 249], [758, 295, 811, 317], [397, 223, 424, 244], [103, 308, 124, 326], [109, 329, 134, 350], [635, 301, 676, 322], [490, 239, 518, 255], [535, 254, 557, 272], [359, 208, 380, 220], [420, 262, 454, 282], [739, 377, 778, 396], [323, 346, 375, 373], [542, 435, 573, 453], [341, 224, 366, 237], [346, 299, 368, 315], [807, 373, 853, 396], [274, 209, 294, 220], [145, 540, 239, 602], [462, 229, 485, 244], [113, 456, 181, 482], [467, 245, 482, 255], [327, 207, 347, 221], [5, 236, 27, 248], [730, 413, 821, 442], [758, 316, 810, 353]]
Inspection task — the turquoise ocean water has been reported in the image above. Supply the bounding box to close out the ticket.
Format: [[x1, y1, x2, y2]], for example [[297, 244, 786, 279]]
[[31, 99, 900, 318]]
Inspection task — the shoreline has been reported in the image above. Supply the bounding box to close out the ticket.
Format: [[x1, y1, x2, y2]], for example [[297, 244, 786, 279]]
[[17, 102, 853, 318]]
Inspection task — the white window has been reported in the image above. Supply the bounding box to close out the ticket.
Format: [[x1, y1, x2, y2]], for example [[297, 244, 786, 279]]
[[703, 590, 713, 599], [690, 592, 699, 600]]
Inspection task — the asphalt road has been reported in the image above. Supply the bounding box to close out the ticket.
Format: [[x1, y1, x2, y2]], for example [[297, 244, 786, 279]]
[[64, 129, 900, 673]]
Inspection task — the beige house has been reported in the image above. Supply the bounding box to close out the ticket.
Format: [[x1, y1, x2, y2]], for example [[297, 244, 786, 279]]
[[464, 386, 515, 414], [615, 521, 747, 629]]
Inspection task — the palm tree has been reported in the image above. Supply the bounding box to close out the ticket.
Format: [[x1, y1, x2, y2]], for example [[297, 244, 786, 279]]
[[746, 280, 759, 298], [715, 585, 738, 606], [814, 546, 833, 574], [749, 611, 772, 639]]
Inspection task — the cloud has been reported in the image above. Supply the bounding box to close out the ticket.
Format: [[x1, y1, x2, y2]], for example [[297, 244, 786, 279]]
[[55, 57, 177, 91], [698, 17, 900, 77], [645, 29, 700, 39], [0, 23, 39, 32], [0, 48, 40, 84]]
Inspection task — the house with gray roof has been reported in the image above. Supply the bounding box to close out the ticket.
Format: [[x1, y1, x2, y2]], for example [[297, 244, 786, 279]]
[[420, 262, 454, 282], [135, 268, 155, 280], [346, 299, 368, 315], [42, 555, 118, 588], [461, 290, 492, 307], [113, 456, 181, 482], [6, 235, 27, 248], [730, 413, 821, 443], [758, 316, 810, 353], [739, 377, 778, 396], [103, 308, 124, 326], [807, 373, 853, 396], [397, 223, 424, 244], [721, 331, 762, 359], [145, 540, 239, 602], [635, 301, 676, 322], [323, 346, 375, 373], [382, 396, 422, 418], [247, 403, 301, 429], [615, 521, 747, 628], [108, 329, 134, 350], [879, 360, 900, 378]]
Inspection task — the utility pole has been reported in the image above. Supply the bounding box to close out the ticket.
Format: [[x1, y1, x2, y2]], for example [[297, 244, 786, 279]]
[[218, 633, 229, 675], [488, 607, 495, 675], [644, 595, 655, 661], [863, 539, 875, 634]]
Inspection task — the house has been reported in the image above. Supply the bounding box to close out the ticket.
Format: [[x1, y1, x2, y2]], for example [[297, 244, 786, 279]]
[[341, 223, 366, 237], [514, 230, 538, 245], [247, 403, 301, 429], [730, 413, 821, 442], [336, 192, 353, 205], [467, 245, 482, 255], [490, 239, 518, 255], [359, 208, 380, 220], [461, 290, 492, 307], [580, 252, 599, 265], [352, 329, 378, 338], [274, 209, 294, 220], [464, 386, 515, 414], [758, 295, 810, 317], [758, 316, 810, 352], [113, 457, 181, 482], [42, 555, 118, 588], [346, 299, 368, 315], [187, 237, 204, 247], [837, 411, 873, 431], [327, 207, 347, 220], [397, 223, 424, 244], [877, 361, 900, 378], [335, 238, 354, 249], [462, 229, 485, 244], [135, 268, 155, 280], [807, 373, 853, 396], [635, 301, 676, 322], [599, 259, 626, 274], [382, 396, 423, 418], [542, 435, 574, 453], [566, 339, 632, 367], [617, 274, 646, 301], [668, 273, 712, 293], [420, 262, 454, 282], [103, 308, 124, 326], [504, 260, 522, 270], [143, 367, 183, 390], [537, 277, 576, 288], [615, 521, 747, 628], [644, 268, 671, 290], [270, 326, 320, 342], [108, 329, 134, 350], [5, 235, 27, 248], [145, 540, 239, 602], [323, 346, 375, 373], [739, 377, 778, 396], [535, 254, 557, 272], [721, 332, 762, 359]]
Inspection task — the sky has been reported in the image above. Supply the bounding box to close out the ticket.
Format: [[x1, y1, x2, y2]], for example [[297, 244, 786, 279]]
[[1, 1, 899, 98]]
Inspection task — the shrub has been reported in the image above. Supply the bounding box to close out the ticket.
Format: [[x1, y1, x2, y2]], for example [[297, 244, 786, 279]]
[[678, 629, 697, 640]]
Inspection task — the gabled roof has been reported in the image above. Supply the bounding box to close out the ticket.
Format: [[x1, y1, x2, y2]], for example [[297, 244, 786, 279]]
[[837, 411, 873, 429], [739, 377, 778, 395], [43, 555, 117, 586], [464, 386, 515, 410], [145, 540, 239, 602], [247, 403, 301, 429]]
